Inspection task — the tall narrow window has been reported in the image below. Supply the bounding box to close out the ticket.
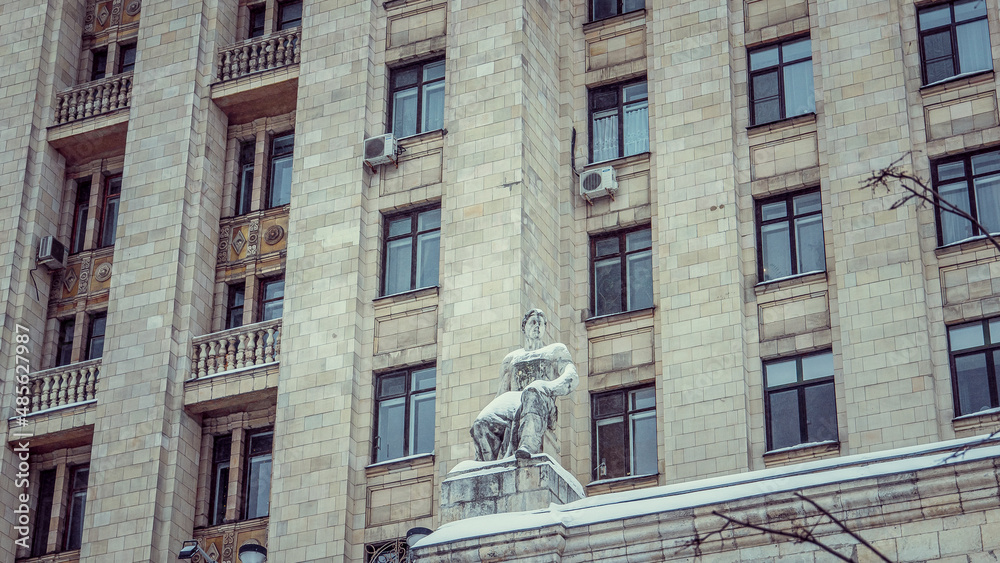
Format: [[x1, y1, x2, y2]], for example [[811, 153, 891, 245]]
[[277, 0, 302, 30], [764, 351, 837, 450], [71, 179, 91, 254], [591, 386, 657, 480], [248, 5, 266, 38], [90, 48, 108, 81], [235, 142, 255, 216], [210, 435, 232, 526], [259, 278, 284, 322], [947, 318, 1000, 415], [118, 44, 137, 74], [756, 189, 825, 282], [373, 366, 436, 462], [64, 465, 89, 551], [749, 37, 815, 125], [932, 149, 1000, 246], [56, 318, 75, 367], [227, 283, 246, 330], [100, 176, 121, 248], [87, 312, 106, 360], [382, 207, 441, 296], [918, 0, 992, 85], [591, 227, 653, 317], [243, 430, 273, 520], [30, 469, 57, 557], [589, 80, 649, 163], [267, 133, 293, 208], [591, 0, 643, 22], [390, 60, 445, 138]]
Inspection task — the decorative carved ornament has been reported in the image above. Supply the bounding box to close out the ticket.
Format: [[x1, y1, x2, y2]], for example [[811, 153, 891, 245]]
[[62, 268, 79, 293], [263, 225, 284, 245], [247, 219, 259, 256], [218, 226, 230, 262], [94, 262, 112, 282], [125, 0, 141, 16], [231, 228, 247, 255]]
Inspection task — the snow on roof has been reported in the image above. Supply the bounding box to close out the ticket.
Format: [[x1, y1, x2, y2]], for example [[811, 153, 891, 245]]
[[417, 434, 1000, 548]]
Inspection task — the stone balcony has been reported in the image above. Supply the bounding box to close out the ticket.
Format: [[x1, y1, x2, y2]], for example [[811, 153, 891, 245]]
[[7, 360, 99, 452], [48, 73, 132, 165], [26, 359, 100, 415], [216, 28, 300, 83], [184, 320, 281, 413], [212, 29, 299, 124]]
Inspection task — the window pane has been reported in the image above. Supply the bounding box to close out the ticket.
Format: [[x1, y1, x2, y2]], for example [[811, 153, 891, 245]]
[[939, 181, 974, 244], [392, 88, 418, 138], [418, 208, 441, 231], [423, 60, 445, 81], [269, 154, 293, 207], [595, 237, 619, 257], [389, 217, 411, 238], [592, 108, 619, 162], [794, 214, 825, 274], [761, 201, 787, 221], [411, 391, 435, 455], [379, 373, 407, 399], [955, 353, 992, 414], [753, 97, 780, 124], [804, 382, 837, 442], [761, 222, 791, 280], [626, 249, 653, 311], [749, 46, 779, 71], [245, 455, 272, 518], [31, 469, 56, 557], [950, 322, 985, 350], [211, 463, 229, 525], [416, 231, 440, 289], [783, 60, 815, 117], [630, 387, 655, 410], [101, 196, 120, 247], [955, 0, 988, 22], [421, 81, 445, 133], [72, 204, 89, 253], [594, 391, 625, 418], [765, 358, 797, 387], [793, 192, 821, 215], [971, 151, 1000, 175], [630, 410, 657, 476], [623, 82, 647, 103], [626, 229, 652, 251], [592, 0, 615, 20], [781, 38, 812, 62], [385, 238, 412, 295], [278, 0, 302, 29], [768, 389, 800, 449], [801, 352, 834, 380], [595, 417, 625, 478], [594, 257, 622, 316], [919, 5, 952, 29], [412, 367, 436, 391], [990, 319, 1000, 344], [623, 101, 649, 156], [394, 67, 419, 89], [118, 45, 136, 74], [377, 397, 405, 461], [974, 174, 1000, 234], [623, 0, 643, 12], [957, 20, 992, 74], [752, 71, 779, 100], [65, 489, 86, 549], [939, 160, 966, 181]]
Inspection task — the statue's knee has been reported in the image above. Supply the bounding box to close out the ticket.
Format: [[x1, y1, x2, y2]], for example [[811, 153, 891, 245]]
[[521, 387, 545, 410]]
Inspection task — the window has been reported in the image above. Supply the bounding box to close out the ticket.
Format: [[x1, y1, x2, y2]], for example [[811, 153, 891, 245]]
[[373, 366, 436, 463], [30, 469, 57, 557], [64, 465, 89, 551], [99, 175, 121, 248], [591, 0, 643, 21], [382, 207, 441, 296], [87, 312, 106, 360], [756, 189, 825, 282], [591, 227, 653, 317], [918, 0, 992, 85], [71, 179, 91, 254], [56, 319, 75, 367], [366, 539, 410, 563], [749, 37, 815, 125], [764, 351, 837, 451], [390, 60, 445, 138], [118, 44, 137, 74], [227, 283, 246, 329], [277, 0, 302, 30], [589, 80, 649, 163], [259, 278, 284, 322], [932, 149, 1000, 245], [267, 133, 293, 208], [235, 141, 255, 216], [946, 318, 1000, 415], [591, 386, 656, 480], [209, 435, 231, 526], [248, 5, 266, 38], [243, 430, 272, 519], [90, 48, 107, 81]]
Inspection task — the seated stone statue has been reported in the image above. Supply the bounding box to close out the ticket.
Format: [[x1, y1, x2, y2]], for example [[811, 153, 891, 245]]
[[471, 309, 579, 460]]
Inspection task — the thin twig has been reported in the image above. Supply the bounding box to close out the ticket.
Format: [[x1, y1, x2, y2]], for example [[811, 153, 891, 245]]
[[710, 510, 855, 563], [794, 492, 892, 563]]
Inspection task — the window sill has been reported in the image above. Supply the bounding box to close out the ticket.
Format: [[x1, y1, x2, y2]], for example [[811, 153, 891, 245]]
[[953, 407, 1000, 438], [586, 473, 658, 494], [919, 69, 994, 95], [747, 112, 816, 136], [583, 8, 646, 32], [365, 452, 435, 477], [393, 128, 446, 145], [763, 439, 839, 467], [583, 151, 651, 172], [17, 549, 81, 563], [754, 270, 826, 294], [585, 306, 655, 328], [934, 235, 1000, 258], [374, 285, 439, 306]]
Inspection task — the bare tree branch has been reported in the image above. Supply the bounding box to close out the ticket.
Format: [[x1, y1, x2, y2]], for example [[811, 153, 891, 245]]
[[709, 509, 855, 562], [794, 492, 892, 563]]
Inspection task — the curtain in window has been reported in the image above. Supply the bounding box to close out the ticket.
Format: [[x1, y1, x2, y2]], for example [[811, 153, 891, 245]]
[[592, 109, 619, 163], [623, 101, 649, 157], [975, 174, 1000, 235], [782, 59, 815, 117], [939, 180, 974, 243], [626, 249, 653, 310], [794, 214, 825, 274], [957, 19, 992, 74], [386, 239, 412, 295], [629, 410, 656, 476], [761, 222, 792, 280], [955, 353, 991, 414], [393, 88, 418, 138], [422, 82, 444, 133]]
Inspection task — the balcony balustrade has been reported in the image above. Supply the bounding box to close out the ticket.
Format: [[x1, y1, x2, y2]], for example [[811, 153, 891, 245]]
[[26, 359, 100, 414], [54, 73, 133, 126], [191, 319, 281, 379], [216, 28, 300, 83]]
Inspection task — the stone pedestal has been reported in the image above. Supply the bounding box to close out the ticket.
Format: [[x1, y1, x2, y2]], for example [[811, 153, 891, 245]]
[[440, 453, 585, 525]]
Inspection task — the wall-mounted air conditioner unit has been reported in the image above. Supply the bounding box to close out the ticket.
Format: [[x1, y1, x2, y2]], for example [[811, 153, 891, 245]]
[[38, 236, 66, 270], [363, 134, 398, 172], [579, 166, 619, 203]]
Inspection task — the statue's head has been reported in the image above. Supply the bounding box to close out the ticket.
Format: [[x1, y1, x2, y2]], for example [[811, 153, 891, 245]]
[[521, 309, 546, 340]]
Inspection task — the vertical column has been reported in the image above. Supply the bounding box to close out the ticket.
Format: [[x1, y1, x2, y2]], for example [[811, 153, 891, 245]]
[[81, 0, 226, 559]]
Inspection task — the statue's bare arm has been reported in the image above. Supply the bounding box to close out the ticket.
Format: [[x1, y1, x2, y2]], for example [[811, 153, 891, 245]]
[[495, 352, 516, 398], [524, 344, 578, 397]]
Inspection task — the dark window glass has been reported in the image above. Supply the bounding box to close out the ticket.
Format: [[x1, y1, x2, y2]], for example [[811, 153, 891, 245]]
[[591, 386, 657, 480], [277, 0, 302, 30], [947, 318, 1000, 415], [373, 366, 436, 462], [64, 465, 89, 551], [31, 469, 57, 557], [389, 60, 445, 138], [87, 312, 106, 360], [259, 278, 284, 322], [235, 141, 255, 216], [382, 207, 441, 296], [589, 80, 649, 162], [764, 351, 837, 450], [756, 189, 825, 282], [267, 133, 293, 208], [56, 318, 75, 367], [90, 48, 108, 81], [248, 5, 266, 38], [71, 179, 91, 254], [918, 0, 992, 85], [210, 434, 231, 526], [244, 430, 272, 519], [591, 227, 653, 317], [591, 0, 643, 21], [932, 149, 1000, 246], [118, 44, 136, 74], [100, 176, 121, 248], [749, 37, 815, 125], [227, 283, 246, 330]]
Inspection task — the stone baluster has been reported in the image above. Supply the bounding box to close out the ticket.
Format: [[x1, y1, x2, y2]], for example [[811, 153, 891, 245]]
[[236, 333, 247, 369], [218, 51, 227, 81], [255, 328, 266, 365], [40, 372, 53, 410], [276, 38, 286, 69], [265, 38, 276, 69], [292, 31, 301, 64], [197, 343, 207, 378], [207, 340, 218, 375], [225, 336, 236, 372], [248, 42, 259, 74], [84, 365, 97, 400], [239, 45, 249, 77], [109, 79, 120, 111], [264, 327, 275, 363], [123, 76, 132, 107]]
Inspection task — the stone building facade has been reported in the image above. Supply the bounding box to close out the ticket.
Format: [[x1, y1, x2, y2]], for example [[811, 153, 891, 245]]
[[0, 0, 999, 560]]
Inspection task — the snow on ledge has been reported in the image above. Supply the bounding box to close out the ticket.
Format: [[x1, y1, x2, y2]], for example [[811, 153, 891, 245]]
[[416, 434, 1000, 548], [446, 453, 586, 499]]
